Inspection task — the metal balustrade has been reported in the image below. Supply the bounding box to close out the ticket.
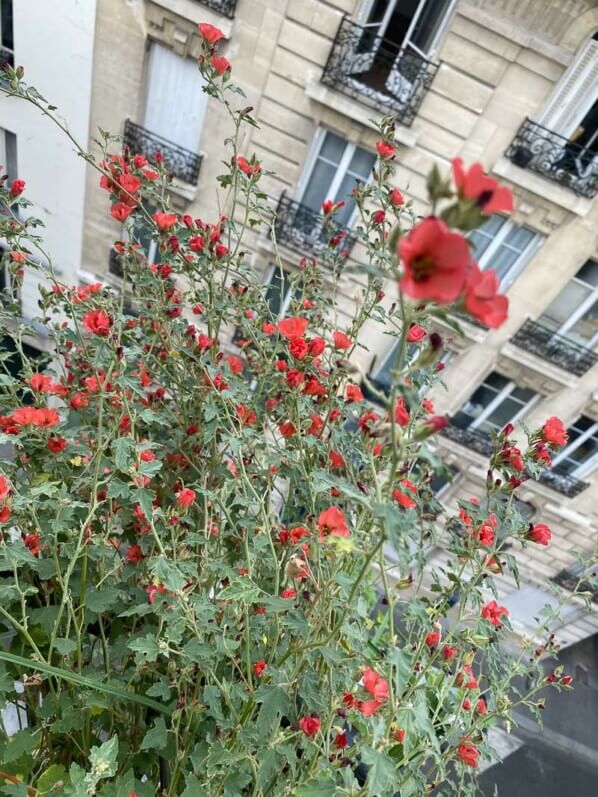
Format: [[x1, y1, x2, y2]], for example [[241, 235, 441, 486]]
[[274, 192, 357, 260], [321, 15, 439, 127], [506, 118, 598, 198], [511, 318, 598, 377], [123, 120, 202, 185]]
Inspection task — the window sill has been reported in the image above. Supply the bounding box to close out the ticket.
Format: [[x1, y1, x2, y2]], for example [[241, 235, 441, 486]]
[[304, 80, 419, 148], [151, 0, 234, 37], [492, 156, 593, 217], [500, 341, 578, 390]]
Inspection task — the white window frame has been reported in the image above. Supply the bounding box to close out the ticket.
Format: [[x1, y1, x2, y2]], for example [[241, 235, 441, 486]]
[[542, 260, 598, 350], [295, 127, 375, 229], [356, 0, 456, 57], [471, 216, 543, 292], [552, 418, 598, 479], [462, 375, 539, 431]]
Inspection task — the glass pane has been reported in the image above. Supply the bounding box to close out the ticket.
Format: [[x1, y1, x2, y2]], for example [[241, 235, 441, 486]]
[[576, 259, 598, 288], [483, 396, 528, 431], [510, 385, 536, 403], [468, 215, 507, 261], [333, 173, 359, 226], [490, 246, 520, 281], [485, 371, 510, 391], [347, 147, 376, 181], [568, 299, 598, 346], [374, 343, 398, 388], [503, 225, 535, 252], [302, 160, 337, 212], [410, 0, 453, 52], [540, 281, 591, 331], [263, 266, 289, 317], [319, 132, 345, 165]]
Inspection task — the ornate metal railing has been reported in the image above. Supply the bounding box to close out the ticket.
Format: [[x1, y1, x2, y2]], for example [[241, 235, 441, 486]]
[[274, 192, 357, 260], [506, 118, 598, 198], [321, 16, 439, 127], [0, 47, 13, 70], [196, 0, 237, 18], [439, 421, 495, 457], [511, 318, 598, 376], [123, 119, 202, 185], [536, 469, 589, 498], [553, 567, 598, 603]]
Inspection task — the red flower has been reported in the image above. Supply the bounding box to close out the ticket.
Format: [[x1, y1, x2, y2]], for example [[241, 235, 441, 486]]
[[425, 629, 441, 648], [278, 317, 309, 340], [84, 309, 112, 336], [10, 179, 25, 197], [153, 211, 178, 230], [309, 337, 326, 356], [281, 587, 296, 599], [394, 728, 405, 743], [110, 202, 133, 222], [376, 141, 396, 159], [372, 209, 386, 225], [442, 645, 458, 661], [333, 731, 348, 749], [299, 715, 320, 737], [358, 410, 379, 434], [253, 660, 267, 678], [399, 217, 470, 304], [47, 436, 67, 453], [0, 474, 10, 501], [289, 338, 309, 360], [362, 666, 389, 702], [236, 156, 260, 176], [345, 383, 364, 403], [317, 506, 350, 540], [464, 264, 508, 328], [29, 373, 54, 392], [392, 481, 417, 509], [481, 599, 509, 627], [329, 450, 345, 469], [394, 397, 410, 427], [542, 416, 568, 447], [198, 22, 224, 45], [24, 533, 41, 556], [211, 55, 231, 75], [452, 158, 514, 215], [457, 740, 480, 768], [333, 331, 352, 350], [279, 421, 296, 438], [285, 369, 304, 389], [389, 187, 404, 206], [358, 699, 384, 716], [456, 664, 478, 689], [528, 523, 551, 545], [407, 324, 426, 342], [176, 488, 196, 508], [127, 544, 144, 564], [477, 518, 496, 547]]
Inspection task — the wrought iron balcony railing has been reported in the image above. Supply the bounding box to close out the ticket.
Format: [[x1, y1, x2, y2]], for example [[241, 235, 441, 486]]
[[123, 119, 202, 185], [196, 0, 237, 18], [0, 47, 13, 70], [511, 318, 598, 377], [439, 421, 495, 457], [506, 118, 598, 198], [537, 469, 589, 498], [321, 15, 439, 127], [274, 192, 357, 260], [553, 566, 598, 603]]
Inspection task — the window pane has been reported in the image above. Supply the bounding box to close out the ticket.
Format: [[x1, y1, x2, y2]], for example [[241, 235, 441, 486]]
[[485, 371, 510, 391], [319, 132, 345, 165], [410, 0, 454, 52], [483, 396, 527, 431], [540, 280, 592, 331], [302, 160, 337, 212], [568, 298, 598, 346], [576, 258, 598, 288], [503, 224, 535, 252], [468, 215, 507, 260], [263, 266, 289, 317], [491, 246, 521, 281], [510, 385, 536, 403], [347, 147, 375, 181], [334, 174, 359, 225]]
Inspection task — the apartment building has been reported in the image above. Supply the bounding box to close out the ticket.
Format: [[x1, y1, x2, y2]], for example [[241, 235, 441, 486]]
[[78, 0, 598, 650], [0, 0, 97, 354]]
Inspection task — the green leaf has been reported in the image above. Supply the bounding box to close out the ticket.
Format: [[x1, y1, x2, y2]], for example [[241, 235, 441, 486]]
[[224, 770, 252, 796], [113, 437, 135, 471], [181, 775, 207, 797], [85, 586, 122, 614], [361, 747, 397, 797], [152, 556, 187, 592], [53, 637, 77, 656], [2, 728, 36, 762], [256, 685, 290, 735], [311, 468, 369, 505], [37, 763, 68, 791], [140, 716, 168, 751], [295, 775, 339, 796], [88, 735, 119, 779], [129, 634, 160, 664]]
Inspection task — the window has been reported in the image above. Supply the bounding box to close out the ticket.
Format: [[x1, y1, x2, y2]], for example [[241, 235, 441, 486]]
[[452, 372, 538, 435], [467, 214, 543, 291], [355, 0, 455, 57], [538, 259, 598, 350], [551, 415, 598, 479], [144, 42, 207, 153], [262, 263, 301, 319], [0, 127, 17, 182], [0, 0, 13, 68], [366, 341, 452, 402], [298, 130, 375, 227]]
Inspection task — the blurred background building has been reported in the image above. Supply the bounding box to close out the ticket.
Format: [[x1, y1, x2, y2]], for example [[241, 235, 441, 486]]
[[1, 0, 597, 789]]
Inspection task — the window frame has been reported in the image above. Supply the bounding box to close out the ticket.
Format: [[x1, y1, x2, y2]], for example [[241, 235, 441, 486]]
[[469, 215, 543, 292], [262, 262, 295, 319], [456, 372, 539, 434], [552, 417, 598, 479], [539, 259, 598, 350], [295, 128, 375, 229], [356, 0, 456, 57]]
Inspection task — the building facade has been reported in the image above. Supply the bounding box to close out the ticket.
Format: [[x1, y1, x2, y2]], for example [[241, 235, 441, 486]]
[[2, 1, 596, 642]]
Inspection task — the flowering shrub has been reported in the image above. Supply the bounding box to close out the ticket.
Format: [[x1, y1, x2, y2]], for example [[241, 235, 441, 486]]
[[0, 31, 587, 797]]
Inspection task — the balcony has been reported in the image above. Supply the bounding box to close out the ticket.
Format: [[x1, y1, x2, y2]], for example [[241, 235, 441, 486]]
[[123, 119, 202, 185], [321, 16, 439, 127], [439, 421, 495, 458], [274, 192, 357, 260], [505, 118, 598, 199], [196, 0, 237, 17], [511, 319, 598, 377], [536, 469, 589, 498]]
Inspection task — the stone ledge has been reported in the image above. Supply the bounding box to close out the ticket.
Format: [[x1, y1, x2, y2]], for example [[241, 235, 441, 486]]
[[304, 79, 419, 148], [150, 0, 235, 38], [499, 341, 576, 390], [493, 156, 593, 217]]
